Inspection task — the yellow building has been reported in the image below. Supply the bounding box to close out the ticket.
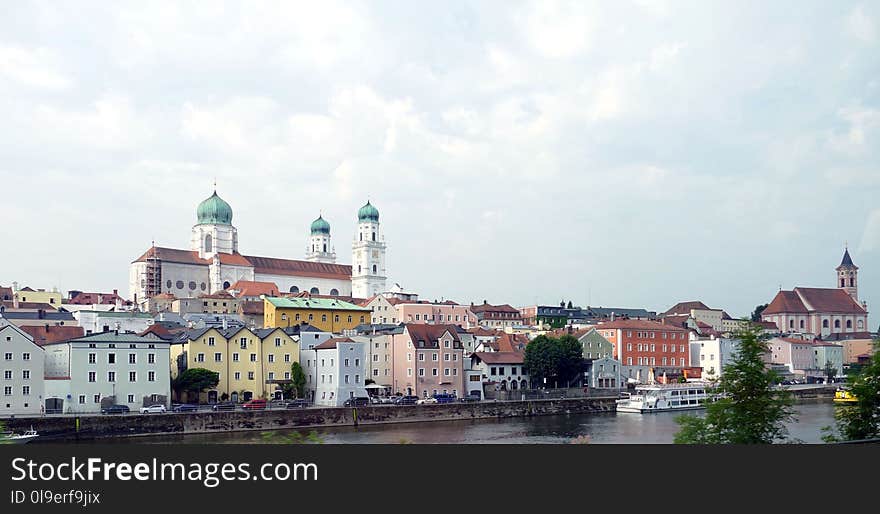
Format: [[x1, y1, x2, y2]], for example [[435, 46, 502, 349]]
[[13, 286, 63, 307], [170, 326, 300, 403], [263, 297, 370, 333]]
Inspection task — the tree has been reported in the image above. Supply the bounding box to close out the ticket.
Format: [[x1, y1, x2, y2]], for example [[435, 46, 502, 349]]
[[674, 324, 794, 444], [289, 362, 307, 399], [750, 304, 769, 322], [824, 361, 838, 383], [523, 335, 585, 388], [823, 340, 880, 442], [172, 368, 219, 403]]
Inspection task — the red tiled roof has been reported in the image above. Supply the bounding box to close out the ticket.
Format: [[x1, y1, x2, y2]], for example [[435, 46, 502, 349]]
[[821, 332, 874, 341], [289, 291, 363, 304], [663, 301, 711, 316], [200, 290, 236, 300], [67, 291, 127, 305], [764, 288, 867, 315], [152, 293, 177, 300], [245, 255, 351, 280], [466, 327, 501, 337], [471, 351, 525, 365], [405, 324, 462, 346], [315, 337, 355, 350], [764, 291, 808, 315], [138, 324, 174, 340], [219, 253, 252, 266], [470, 303, 520, 314], [20, 325, 85, 346], [756, 321, 779, 330], [596, 319, 689, 332], [133, 246, 210, 265]]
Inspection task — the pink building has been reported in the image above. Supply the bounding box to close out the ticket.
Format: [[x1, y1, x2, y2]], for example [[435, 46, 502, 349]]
[[389, 324, 465, 398], [768, 337, 815, 374], [391, 299, 477, 328]]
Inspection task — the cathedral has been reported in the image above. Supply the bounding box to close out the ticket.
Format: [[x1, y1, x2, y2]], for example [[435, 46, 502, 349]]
[[128, 190, 387, 303]]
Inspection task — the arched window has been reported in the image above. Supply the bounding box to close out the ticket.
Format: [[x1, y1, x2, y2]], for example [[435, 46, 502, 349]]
[[373, 264, 377, 273], [310, 287, 319, 294], [372, 232, 376, 241], [358, 265, 362, 274], [846, 320, 852, 329], [834, 320, 841, 329], [359, 233, 363, 241], [323, 244, 327, 252], [799, 320, 804, 329], [841, 279, 845, 287], [223, 281, 230, 289], [321, 315, 327, 322], [789, 320, 794, 329], [858, 320, 864, 329], [850, 278, 855, 287], [822, 319, 829, 328], [289, 286, 299, 293], [205, 234, 212, 253], [330, 288, 339, 296]]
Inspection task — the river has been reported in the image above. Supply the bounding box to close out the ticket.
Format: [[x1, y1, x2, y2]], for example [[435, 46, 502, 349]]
[[116, 400, 838, 444]]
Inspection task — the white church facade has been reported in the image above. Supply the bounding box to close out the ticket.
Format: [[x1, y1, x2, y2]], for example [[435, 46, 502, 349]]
[[129, 190, 387, 304]]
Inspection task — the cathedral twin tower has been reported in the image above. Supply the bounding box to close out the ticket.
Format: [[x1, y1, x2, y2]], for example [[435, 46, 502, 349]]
[[304, 200, 387, 299]]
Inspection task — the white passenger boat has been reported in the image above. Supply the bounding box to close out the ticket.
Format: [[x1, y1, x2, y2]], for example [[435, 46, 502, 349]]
[[616, 382, 713, 413], [1, 427, 39, 444]]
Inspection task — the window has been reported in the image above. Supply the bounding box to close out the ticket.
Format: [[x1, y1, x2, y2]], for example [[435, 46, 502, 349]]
[[94, 394, 101, 404], [268, 354, 275, 363], [208, 337, 215, 346], [373, 354, 379, 362], [249, 353, 257, 362], [148, 353, 155, 364], [22, 353, 30, 361], [418, 354, 425, 362], [432, 353, 438, 361], [419, 368, 425, 376], [275, 338, 282, 347], [248, 372, 254, 380], [108, 371, 116, 382], [268, 372, 275, 380], [129, 371, 136, 382], [240, 338, 247, 349], [407, 368, 412, 377], [23, 370, 31, 380], [148, 371, 155, 382], [234, 372, 241, 380], [344, 375, 350, 384], [3, 386, 10, 396], [79, 395, 86, 405], [214, 353, 222, 362], [233, 353, 240, 362], [444, 353, 450, 361], [432, 368, 438, 376], [108, 353, 116, 364], [2, 371, 10, 380], [196, 353, 205, 363], [444, 340, 450, 348], [344, 358, 350, 367], [88, 353, 96, 364]]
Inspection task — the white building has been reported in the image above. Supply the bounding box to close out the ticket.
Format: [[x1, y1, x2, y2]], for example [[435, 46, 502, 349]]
[[690, 337, 741, 381], [0, 324, 45, 416], [297, 326, 336, 402], [312, 337, 369, 406], [74, 310, 155, 336], [351, 201, 387, 299], [812, 342, 844, 379], [129, 191, 389, 303], [469, 352, 529, 395], [42, 331, 171, 414], [352, 332, 396, 393], [361, 295, 399, 325]]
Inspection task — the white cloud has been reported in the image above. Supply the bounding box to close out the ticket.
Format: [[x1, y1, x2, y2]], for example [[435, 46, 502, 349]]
[[0, 45, 71, 90], [517, 0, 595, 59], [829, 106, 880, 153], [847, 5, 876, 43], [649, 42, 686, 71], [32, 95, 144, 149]]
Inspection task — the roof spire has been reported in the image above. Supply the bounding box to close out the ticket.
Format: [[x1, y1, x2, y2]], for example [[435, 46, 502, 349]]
[[213, 177, 217, 193]]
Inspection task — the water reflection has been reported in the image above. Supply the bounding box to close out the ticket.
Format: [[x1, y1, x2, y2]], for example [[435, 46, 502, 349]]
[[114, 401, 837, 445]]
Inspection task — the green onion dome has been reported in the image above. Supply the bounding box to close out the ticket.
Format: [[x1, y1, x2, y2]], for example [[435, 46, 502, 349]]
[[358, 200, 379, 222], [196, 191, 233, 225], [310, 215, 331, 235]]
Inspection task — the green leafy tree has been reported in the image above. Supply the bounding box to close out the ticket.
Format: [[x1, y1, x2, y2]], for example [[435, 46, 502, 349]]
[[674, 324, 794, 444], [750, 304, 769, 322], [524, 335, 585, 388], [172, 368, 219, 403], [823, 340, 880, 442], [288, 362, 307, 399], [824, 361, 838, 383]]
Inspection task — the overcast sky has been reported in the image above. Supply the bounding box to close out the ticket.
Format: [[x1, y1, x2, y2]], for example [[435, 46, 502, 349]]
[[1, 1, 878, 325]]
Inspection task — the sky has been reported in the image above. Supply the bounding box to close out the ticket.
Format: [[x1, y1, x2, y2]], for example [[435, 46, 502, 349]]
[[0, 1, 878, 326]]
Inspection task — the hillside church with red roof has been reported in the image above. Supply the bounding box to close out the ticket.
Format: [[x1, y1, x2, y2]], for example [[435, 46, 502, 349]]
[[762, 248, 869, 338]]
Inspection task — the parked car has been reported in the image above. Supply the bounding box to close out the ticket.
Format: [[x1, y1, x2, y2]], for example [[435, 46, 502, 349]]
[[369, 396, 382, 405], [140, 404, 167, 414], [433, 393, 457, 404], [459, 395, 480, 403], [343, 397, 370, 407], [101, 404, 130, 415], [242, 399, 267, 410], [285, 399, 310, 409], [380, 396, 396, 404], [397, 395, 419, 405], [212, 401, 236, 411], [417, 397, 438, 405], [172, 403, 200, 412]]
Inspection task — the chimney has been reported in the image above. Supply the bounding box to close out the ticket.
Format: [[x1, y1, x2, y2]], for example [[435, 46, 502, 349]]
[[113, 289, 118, 296], [12, 281, 18, 293], [222, 316, 228, 330]]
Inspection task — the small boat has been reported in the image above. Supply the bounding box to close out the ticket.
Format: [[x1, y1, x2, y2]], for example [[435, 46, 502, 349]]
[[833, 388, 857, 404], [616, 382, 714, 413], [1, 427, 39, 444]]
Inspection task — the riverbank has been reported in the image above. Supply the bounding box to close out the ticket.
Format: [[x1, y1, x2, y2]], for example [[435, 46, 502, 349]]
[[8, 385, 838, 442], [9, 396, 619, 441]]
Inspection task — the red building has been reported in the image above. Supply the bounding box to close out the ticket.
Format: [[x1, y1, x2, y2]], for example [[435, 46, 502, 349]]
[[594, 319, 691, 368]]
